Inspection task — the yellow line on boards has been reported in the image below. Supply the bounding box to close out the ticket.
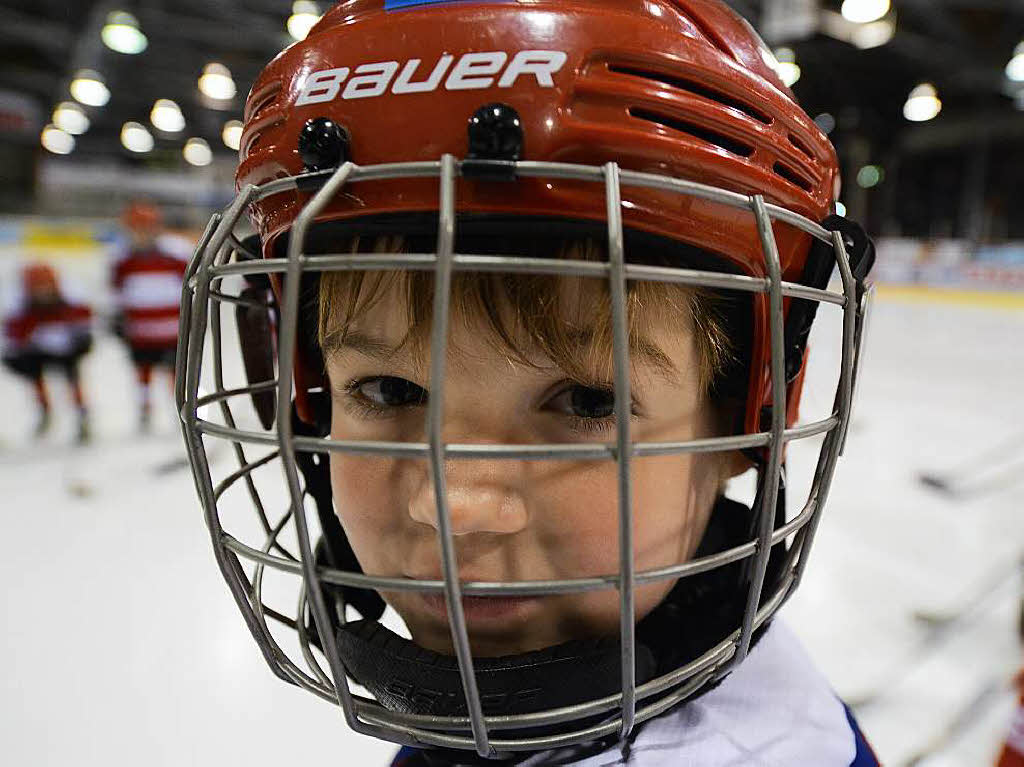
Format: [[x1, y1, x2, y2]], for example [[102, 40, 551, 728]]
[[874, 284, 1024, 311]]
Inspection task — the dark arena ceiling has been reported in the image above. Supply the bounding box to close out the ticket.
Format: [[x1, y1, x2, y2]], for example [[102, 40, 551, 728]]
[[0, 0, 1022, 233]]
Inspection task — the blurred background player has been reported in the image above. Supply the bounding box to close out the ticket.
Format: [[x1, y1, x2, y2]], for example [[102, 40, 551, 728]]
[[1, 262, 92, 443], [110, 201, 188, 432]]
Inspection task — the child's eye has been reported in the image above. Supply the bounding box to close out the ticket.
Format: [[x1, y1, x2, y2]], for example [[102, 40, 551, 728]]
[[546, 384, 615, 420], [352, 376, 428, 408], [544, 383, 641, 435]]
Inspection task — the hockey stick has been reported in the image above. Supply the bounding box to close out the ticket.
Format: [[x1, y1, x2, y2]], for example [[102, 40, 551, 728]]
[[919, 459, 1024, 498], [918, 432, 1024, 498], [151, 440, 227, 475]]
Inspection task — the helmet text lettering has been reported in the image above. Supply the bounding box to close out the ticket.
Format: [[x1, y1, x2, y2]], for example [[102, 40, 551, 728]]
[[295, 50, 567, 105]]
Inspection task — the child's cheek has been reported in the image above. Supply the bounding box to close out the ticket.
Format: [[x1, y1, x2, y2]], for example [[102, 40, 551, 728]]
[[528, 461, 622, 576], [329, 455, 409, 576], [633, 455, 711, 568], [528, 455, 699, 575]]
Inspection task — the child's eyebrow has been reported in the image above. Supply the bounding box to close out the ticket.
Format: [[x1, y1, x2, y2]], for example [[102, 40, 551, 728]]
[[323, 331, 401, 360], [561, 328, 679, 381], [324, 329, 679, 381]]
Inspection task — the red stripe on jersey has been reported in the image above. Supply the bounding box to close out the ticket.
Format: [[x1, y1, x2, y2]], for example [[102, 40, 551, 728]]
[[112, 247, 187, 347]]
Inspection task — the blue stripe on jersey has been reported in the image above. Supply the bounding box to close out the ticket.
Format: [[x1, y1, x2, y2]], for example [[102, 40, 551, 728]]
[[391, 745, 421, 766], [844, 704, 881, 766]]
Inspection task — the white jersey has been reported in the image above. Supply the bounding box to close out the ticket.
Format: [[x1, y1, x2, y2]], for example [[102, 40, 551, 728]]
[[520, 621, 857, 767]]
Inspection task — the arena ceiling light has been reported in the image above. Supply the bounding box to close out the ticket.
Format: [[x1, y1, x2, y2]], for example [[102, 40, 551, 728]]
[[183, 137, 213, 166], [850, 17, 895, 49], [835, 201, 848, 217], [101, 11, 148, 55], [904, 83, 942, 122], [773, 47, 801, 87], [52, 102, 90, 135], [150, 99, 185, 133], [69, 70, 110, 108], [288, 1, 321, 41], [841, 0, 890, 25], [1006, 42, 1024, 82], [121, 121, 154, 153], [198, 63, 237, 101], [41, 124, 75, 155], [222, 120, 243, 151]]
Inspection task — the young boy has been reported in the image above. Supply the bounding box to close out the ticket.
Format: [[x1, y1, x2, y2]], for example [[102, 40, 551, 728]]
[[180, 1, 878, 764], [111, 201, 188, 431], [2, 263, 92, 442], [316, 233, 875, 766]]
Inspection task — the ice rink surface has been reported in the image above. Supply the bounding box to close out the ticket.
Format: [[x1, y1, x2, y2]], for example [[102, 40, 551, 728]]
[[1, 286, 1021, 766]]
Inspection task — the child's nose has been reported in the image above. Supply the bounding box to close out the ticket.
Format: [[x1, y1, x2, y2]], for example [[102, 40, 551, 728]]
[[407, 460, 528, 536]]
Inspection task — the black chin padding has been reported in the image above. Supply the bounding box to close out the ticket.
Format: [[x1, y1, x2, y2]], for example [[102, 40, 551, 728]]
[[336, 620, 657, 722]]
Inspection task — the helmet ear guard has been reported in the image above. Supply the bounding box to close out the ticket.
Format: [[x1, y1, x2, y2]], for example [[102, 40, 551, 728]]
[[767, 214, 876, 434], [234, 237, 280, 431], [784, 215, 875, 385]]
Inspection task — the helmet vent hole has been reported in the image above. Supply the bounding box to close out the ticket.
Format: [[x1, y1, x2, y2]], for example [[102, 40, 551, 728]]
[[245, 80, 283, 124], [242, 81, 284, 155], [773, 161, 813, 192], [788, 133, 816, 162], [610, 64, 771, 125], [628, 107, 754, 158]]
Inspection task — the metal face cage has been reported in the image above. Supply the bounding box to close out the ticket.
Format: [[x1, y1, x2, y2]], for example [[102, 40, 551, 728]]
[[176, 156, 870, 759]]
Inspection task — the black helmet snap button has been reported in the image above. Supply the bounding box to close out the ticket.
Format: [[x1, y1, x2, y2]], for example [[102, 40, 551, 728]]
[[298, 117, 350, 172], [467, 103, 524, 161]]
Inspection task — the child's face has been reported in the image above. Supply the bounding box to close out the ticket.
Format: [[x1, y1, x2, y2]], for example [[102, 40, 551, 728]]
[[324, 277, 734, 657], [29, 284, 59, 304], [128, 225, 158, 249]]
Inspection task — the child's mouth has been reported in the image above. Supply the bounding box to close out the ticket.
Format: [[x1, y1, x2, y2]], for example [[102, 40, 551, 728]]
[[418, 592, 540, 625]]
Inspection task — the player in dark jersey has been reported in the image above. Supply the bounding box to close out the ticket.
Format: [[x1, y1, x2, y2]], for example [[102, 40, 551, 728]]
[[2, 263, 92, 443]]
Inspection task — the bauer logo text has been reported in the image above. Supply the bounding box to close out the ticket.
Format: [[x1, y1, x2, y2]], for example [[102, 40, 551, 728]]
[[295, 51, 568, 105]]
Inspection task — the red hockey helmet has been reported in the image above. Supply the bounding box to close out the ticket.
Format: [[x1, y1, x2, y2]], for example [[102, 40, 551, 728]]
[[121, 201, 162, 233], [22, 263, 59, 295], [238, 0, 846, 433]]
